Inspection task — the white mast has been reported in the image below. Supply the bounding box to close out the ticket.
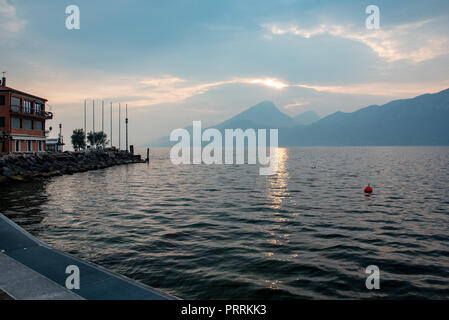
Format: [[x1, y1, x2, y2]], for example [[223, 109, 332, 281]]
[[118, 103, 121, 150], [93, 100, 95, 147], [84, 100, 86, 148], [110, 102, 113, 148], [125, 104, 128, 152], [102, 101, 105, 148]]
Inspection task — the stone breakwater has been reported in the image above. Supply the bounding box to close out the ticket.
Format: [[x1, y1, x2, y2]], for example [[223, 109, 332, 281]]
[[0, 149, 146, 183]]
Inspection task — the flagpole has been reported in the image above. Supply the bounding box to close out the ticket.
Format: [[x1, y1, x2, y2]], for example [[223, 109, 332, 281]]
[[84, 99, 86, 149], [125, 104, 128, 152], [118, 103, 121, 150], [110, 102, 113, 148], [93, 100, 95, 148]]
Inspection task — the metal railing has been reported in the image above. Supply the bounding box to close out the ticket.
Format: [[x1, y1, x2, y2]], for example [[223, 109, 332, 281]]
[[10, 105, 53, 119]]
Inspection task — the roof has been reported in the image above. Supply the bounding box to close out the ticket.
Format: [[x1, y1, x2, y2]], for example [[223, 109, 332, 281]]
[[46, 138, 60, 144], [0, 85, 48, 102]]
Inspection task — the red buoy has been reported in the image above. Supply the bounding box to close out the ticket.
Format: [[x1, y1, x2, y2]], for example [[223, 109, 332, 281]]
[[364, 184, 373, 194]]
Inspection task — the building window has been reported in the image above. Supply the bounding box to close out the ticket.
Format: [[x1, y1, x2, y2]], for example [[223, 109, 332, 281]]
[[35, 103, 42, 114], [27, 140, 32, 152], [24, 101, 32, 113], [11, 97, 21, 107], [38, 141, 42, 151], [0, 95, 5, 106], [11, 117, 22, 129], [15, 140, 20, 152], [24, 119, 33, 130], [35, 121, 43, 131], [0, 117, 4, 128]]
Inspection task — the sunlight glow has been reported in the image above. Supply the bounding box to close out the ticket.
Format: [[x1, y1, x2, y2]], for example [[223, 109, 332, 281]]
[[244, 78, 289, 90]]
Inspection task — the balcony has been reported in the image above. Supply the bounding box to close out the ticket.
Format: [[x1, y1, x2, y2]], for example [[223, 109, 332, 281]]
[[10, 104, 53, 120]]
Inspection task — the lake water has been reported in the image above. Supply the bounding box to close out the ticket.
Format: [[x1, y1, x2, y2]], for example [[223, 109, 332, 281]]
[[1, 147, 448, 299]]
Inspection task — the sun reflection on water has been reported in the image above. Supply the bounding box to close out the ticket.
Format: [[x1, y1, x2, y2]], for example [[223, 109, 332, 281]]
[[266, 147, 290, 211]]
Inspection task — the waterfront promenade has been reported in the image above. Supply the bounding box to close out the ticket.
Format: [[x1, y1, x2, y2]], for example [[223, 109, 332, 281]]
[[0, 214, 176, 300]]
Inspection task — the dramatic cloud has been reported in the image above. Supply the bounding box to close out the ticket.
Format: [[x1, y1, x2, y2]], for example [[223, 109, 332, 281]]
[[264, 19, 449, 63], [0, 0, 27, 32], [28, 72, 291, 108], [294, 81, 449, 97], [284, 101, 311, 110], [37, 71, 449, 112]]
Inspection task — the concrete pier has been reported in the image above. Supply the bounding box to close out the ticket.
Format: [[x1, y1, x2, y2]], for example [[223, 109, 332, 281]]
[[0, 214, 177, 300]]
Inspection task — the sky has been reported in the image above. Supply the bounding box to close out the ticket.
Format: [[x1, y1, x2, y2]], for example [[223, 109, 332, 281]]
[[1, 0, 449, 147]]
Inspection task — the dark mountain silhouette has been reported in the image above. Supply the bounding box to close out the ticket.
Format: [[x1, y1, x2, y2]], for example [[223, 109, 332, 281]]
[[216, 101, 296, 129], [293, 110, 320, 125], [149, 101, 294, 146], [282, 88, 449, 146], [148, 88, 449, 146]]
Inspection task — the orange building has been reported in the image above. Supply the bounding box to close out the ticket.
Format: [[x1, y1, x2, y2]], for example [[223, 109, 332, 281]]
[[0, 76, 53, 153]]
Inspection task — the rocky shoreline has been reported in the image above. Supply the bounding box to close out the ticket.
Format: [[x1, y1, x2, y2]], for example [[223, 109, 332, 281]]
[[0, 149, 146, 184]]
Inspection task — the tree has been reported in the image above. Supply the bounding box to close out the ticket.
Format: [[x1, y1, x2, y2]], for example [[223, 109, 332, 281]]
[[87, 131, 109, 148], [71, 129, 86, 151]]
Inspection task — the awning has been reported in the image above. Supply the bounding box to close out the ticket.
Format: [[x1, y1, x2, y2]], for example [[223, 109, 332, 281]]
[[10, 135, 46, 141]]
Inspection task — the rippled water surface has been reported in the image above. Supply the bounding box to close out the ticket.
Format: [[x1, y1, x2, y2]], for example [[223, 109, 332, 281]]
[[1, 147, 449, 299]]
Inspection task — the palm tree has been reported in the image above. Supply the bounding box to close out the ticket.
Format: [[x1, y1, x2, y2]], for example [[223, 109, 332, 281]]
[[71, 129, 86, 151], [87, 131, 109, 148]]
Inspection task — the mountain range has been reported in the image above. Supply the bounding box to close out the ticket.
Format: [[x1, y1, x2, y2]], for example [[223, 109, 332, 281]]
[[149, 88, 449, 146], [293, 110, 321, 125]]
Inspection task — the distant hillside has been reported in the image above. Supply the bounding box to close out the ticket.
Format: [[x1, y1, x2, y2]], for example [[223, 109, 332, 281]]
[[149, 101, 294, 146], [148, 88, 449, 147], [293, 110, 320, 125], [281, 88, 449, 146], [216, 101, 296, 129]]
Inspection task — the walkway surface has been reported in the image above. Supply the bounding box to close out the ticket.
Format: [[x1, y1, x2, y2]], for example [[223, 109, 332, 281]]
[[0, 288, 13, 300], [0, 213, 177, 300]]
